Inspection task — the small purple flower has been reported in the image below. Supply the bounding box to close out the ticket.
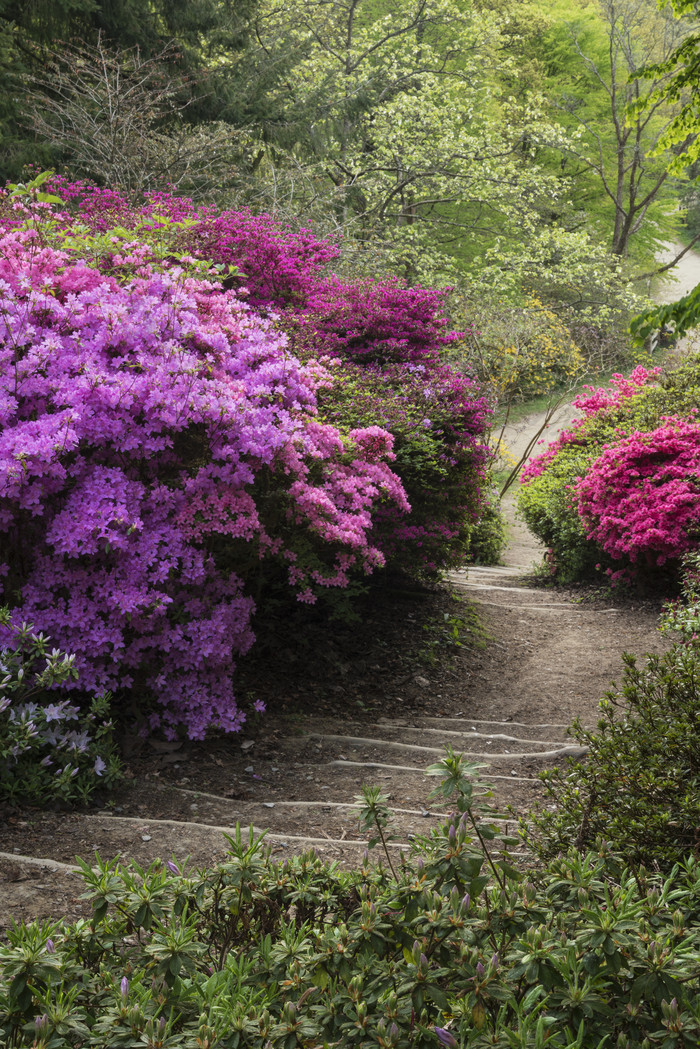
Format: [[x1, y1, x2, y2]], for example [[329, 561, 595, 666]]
[[34, 1014, 49, 1033], [166, 860, 180, 875], [475, 961, 485, 977], [45, 938, 55, 953], [93, 756, 106, 776], [253, 699, 266, 713], [434, 1026, 458, 1048], [120, 976, 129, 999]]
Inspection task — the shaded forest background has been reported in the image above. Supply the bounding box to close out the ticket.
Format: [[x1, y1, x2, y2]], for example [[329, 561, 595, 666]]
[[2, 0, 699, 366]]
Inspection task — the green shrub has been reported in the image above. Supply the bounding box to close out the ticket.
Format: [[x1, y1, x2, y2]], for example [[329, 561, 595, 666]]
[[527, 641, 700, 871], [454, 295, 584, 402], [466, 482, 507, 565], [3, 753, 700, 1047], [0, 612, 121, 805], [516, 438, 604, 583], [662, 551, 700, 642]]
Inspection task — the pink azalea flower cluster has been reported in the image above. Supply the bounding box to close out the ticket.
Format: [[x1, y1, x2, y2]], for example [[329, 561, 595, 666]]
[[0, 219, 411, 739], [522, 367, 662, 485], [576, 420, 700, 567], [285, 276, 468, 365], [519, 360, 700, 582], [571, 365, 662, 416]]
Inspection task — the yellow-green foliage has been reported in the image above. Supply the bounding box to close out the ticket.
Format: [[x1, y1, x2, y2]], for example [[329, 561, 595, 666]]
[[458, 296, 584, 400]]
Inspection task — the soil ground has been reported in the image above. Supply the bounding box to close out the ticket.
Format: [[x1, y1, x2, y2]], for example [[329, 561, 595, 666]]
[[0, 404, 670, 934]]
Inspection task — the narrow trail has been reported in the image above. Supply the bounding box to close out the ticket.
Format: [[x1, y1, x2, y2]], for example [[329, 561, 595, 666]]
[[0, 409, 668, 930], [655, 239, 700, 303]]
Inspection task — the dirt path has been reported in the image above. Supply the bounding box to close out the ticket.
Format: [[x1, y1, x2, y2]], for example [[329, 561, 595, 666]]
[[655, 239, 700, 303], [0, 406, 668, 931]]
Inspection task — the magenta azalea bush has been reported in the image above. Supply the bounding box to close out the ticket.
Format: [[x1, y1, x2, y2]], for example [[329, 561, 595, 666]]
[[0, 177, 490, 736], [519, 363, 700, 584], [576, 421, 700, 568], [0, 216, 406, 737]]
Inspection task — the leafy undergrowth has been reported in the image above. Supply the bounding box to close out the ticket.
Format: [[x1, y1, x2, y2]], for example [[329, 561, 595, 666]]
[[527, 642, 700, 871], [3, 781, 700, 1048]]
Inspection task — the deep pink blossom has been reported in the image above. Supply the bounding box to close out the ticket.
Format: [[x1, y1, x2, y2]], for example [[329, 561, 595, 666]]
[[576, 420, 700, 567]]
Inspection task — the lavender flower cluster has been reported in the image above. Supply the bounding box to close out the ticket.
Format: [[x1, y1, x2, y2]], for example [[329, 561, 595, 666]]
[[0, 195, 413, 739], [0, 615, 119, 803], [0, 177, 492, 740]]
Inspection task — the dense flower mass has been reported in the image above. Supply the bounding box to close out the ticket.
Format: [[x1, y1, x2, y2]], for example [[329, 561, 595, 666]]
[[521, 366, 662, 484], [0, 216, 408, 737], [41, 177, 491, 572], [570, 365, 662, 416], [519, 361, 700, 584], [576, 420, 700, 566], [0, 179, 490, 735]]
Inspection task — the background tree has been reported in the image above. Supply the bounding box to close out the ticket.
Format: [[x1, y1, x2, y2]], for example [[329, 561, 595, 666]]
[[228, 0, 646, 322], [536, 0, 696, 260], [27, 39, 244, 197], [0, 0, 259, 180]]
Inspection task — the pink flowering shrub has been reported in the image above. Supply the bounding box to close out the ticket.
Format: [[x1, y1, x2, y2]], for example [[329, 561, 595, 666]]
[[576, 421, 700, 567], [314, 360, 490, 572], [188, 209, 341, 309], [0, 216, 410, 738], [520, 367, 663, 487], [285, 277, 465, 366], [519, 359, 700, 585], [44, 177, 339, 308], [571, 366, 662, 417]]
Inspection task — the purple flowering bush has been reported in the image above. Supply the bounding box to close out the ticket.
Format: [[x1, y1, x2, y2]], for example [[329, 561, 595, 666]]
[[0, 613, 121, 804], [0, 205, 413, 739], [41, 177, 493, 575], [0, 177, 491, 738]]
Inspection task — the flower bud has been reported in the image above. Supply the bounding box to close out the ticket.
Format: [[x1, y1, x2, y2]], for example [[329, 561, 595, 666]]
[[434, 1026, 458, 1048]]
